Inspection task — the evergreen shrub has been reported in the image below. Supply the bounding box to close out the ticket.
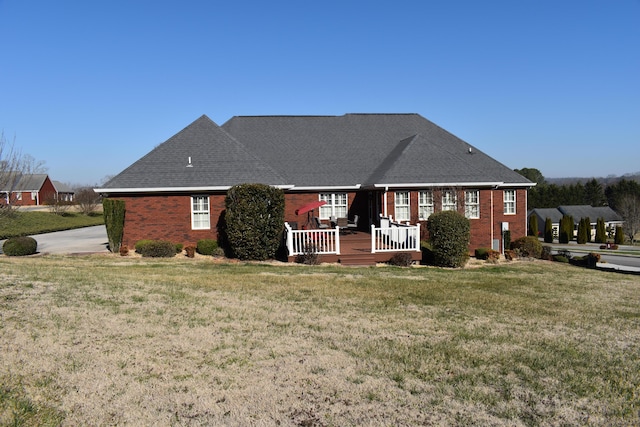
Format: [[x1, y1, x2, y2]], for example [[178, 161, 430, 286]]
[[544, 218, 554, 243], [103, 198, 125, 253], [595, 218, 607, 243], [225, 183, 285, 260], [2, 236, 38, 256], [510, 236, 542, 258], [196, 239, 218, 256], [135, 240, 176, 257], [615, 226, 625, 244], [426, 210, 470, 268], [528, 215, 538, 236]]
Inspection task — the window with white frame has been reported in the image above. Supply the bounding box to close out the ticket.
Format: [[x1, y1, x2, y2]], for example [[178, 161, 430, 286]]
[[31, 191, 38, 201], [394, 191, 410, 221], [464, 190, 480, 219], [16, 193, 22, 201], [418, 190, 434, 220], [504, 190, 516, 215], [319, 193, 348, 219], [191, 196, 210, 229], [442, 190, 457, 211]]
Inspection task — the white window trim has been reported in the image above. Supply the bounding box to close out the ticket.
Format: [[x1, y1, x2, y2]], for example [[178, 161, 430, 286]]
[[394, 191, 410, 222], [442, 190, 457, 211], [319, 193, 348, 219], [464, 190, 480, 219], [418, 190, 434, 220], [191, 195, 211, 230], [504, 190, 516, 215]]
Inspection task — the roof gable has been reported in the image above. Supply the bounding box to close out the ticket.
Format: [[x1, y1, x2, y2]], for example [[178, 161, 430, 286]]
[[102, 115, 287, 190]]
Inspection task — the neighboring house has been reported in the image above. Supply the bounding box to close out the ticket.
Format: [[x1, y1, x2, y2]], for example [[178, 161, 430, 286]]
[[95, 114, 534, 257], [528, 205, 624, 238], [53, 181, 75, 202], [0, 173, 57, 206]]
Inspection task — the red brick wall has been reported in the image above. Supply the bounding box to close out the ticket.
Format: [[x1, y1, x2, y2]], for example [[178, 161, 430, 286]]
[[114, 188, 528, 253]]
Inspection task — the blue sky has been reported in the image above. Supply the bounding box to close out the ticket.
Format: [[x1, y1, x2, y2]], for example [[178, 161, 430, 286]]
[[1, 0, 638, 186]]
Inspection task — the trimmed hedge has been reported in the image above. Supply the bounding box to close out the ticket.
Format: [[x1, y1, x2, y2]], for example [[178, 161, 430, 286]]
[[510, 236, 542, 258], [3, 236, 38, 256], [196, 239, 218, 256], [426, 210, 470, 268], [135, 240, 176, 258], [224, 183, 285, 260]]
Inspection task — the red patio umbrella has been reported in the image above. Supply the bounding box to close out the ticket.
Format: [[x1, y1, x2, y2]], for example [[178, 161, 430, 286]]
[[295, 200, 327, 229]]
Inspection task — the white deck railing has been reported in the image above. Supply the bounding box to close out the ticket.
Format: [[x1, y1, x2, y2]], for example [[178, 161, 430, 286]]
[[284, 223, 340, 256], [371, 221, 421, 253], [284, 220, 420, 257]]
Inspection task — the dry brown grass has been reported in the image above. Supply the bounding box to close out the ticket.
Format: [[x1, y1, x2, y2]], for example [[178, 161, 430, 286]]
[[1, 255, 639, 426]]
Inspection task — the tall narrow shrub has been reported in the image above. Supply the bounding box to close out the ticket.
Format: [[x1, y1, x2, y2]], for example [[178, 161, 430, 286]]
[[595, 217, 607, 243], [225, 183, 285, 260], [559, 215, 571, 244], [615, 226, 625, 245], [426, 210, 470, 268], [585, 216, 591, 243], [544, 217, 554, 243], [528, 215, 538, 237], [103, 198, 125, 253], [577, 217, 588, 244]]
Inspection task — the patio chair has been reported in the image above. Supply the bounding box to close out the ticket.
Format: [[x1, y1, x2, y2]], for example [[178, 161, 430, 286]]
[[347, 215, 359, 232], [313, 217, 329, 229]]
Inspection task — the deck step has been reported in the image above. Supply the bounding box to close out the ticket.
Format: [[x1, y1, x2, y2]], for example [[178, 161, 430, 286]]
[[339, 253, 377, 266]]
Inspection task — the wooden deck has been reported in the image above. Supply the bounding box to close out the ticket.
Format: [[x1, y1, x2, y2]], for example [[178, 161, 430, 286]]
[[287, 231, 422, 266]]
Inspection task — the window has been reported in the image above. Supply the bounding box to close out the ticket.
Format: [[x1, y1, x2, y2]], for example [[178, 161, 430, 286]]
[[16, 193, 22, 201], [394, 191, 410, 221], [31, 191, 38, 201], [191, 196, 210, 229], [418, 190, 434, 220], [319, 193, 348, 219], [464, 190, 480, 219], [504, 190, 516, 215], [442, 190, 457, 211]]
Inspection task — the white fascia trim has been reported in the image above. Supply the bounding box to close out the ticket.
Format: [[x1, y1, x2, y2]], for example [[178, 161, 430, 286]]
[[94, 184, 295, 193], [500, 182, 537, 188], [288, 184, 362, 191], [373, 182, 503, 189]]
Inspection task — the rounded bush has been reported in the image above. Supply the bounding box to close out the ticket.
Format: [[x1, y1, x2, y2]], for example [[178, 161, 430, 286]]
[[196, 239, 218, 256], [553, 255, 569, 263], [388, 252, 413, 267], [3, 236, 38, 256], [510, 236, 542, 258], [426, 210, 470, 268], [135, 240, 176, 258]]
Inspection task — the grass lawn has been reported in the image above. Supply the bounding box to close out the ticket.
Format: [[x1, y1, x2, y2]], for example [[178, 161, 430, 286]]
[[0, 211, 104, 239], [0, 256, 639, 426]]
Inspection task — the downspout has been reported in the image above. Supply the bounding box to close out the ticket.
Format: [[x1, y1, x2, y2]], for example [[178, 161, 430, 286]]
[[490, 189, 494, 249], [383, 187, 388, 217]]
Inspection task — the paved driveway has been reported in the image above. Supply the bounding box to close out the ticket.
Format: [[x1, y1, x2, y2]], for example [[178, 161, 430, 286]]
[[1, 226, 109, 254]]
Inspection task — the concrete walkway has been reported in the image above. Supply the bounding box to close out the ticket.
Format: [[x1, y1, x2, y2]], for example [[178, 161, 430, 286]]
[[1, 226, 109, 255]]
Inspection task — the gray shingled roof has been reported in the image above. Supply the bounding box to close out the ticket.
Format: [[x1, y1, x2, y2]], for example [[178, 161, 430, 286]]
[[559, 205, 623, 222], [99, 113, 532, 191], [102, 115, 287, 190], [0, 174, 49, 192]]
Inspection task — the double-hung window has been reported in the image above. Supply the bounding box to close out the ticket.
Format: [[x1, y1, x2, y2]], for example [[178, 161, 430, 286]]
[[191, 196, 210, 229], [504, 190, 516, 215], [394, 191, 410, 222], [319, 193, 348, 219], [464, 190, 480, 219], [442, 190, 457, 211], [418, 190, 434, 220]]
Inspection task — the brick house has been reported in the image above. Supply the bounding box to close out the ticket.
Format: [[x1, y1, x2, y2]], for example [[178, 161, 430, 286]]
[[0, 173, 57, 206], [95, 114, 534, 258]]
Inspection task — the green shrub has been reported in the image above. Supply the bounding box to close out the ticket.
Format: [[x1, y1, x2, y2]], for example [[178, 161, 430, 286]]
[[388, 252, 413, 267], [577, 217, 588, 244], [541, 245, 553, 260], [135, 240, 176, 258], [474, 247, 490, 260], [2, 236, 38, 256], [224, 183, 285, 260], [175, 243, 183, 253], [528, 215, 538, 237], [615, 226, 625, 244], [103, 198, 125, 253], [510, 236, 542, 258], [544, 217, 554, 243], [595, 217, 607, 243], [196, 239, 218, 256], [553, 255, 569, 263], [559, 215, 572, 244], [426, 210, 470, 268]]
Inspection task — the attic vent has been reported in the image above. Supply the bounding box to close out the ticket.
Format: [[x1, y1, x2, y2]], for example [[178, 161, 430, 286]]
[[186, 156, 193, 167], [467, 147, 474, 154]]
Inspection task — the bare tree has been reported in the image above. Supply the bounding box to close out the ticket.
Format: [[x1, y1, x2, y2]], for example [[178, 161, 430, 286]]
[[0, 131, 24, 216], [617, 194, 640, 244], [74, 187, 102, 215]]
